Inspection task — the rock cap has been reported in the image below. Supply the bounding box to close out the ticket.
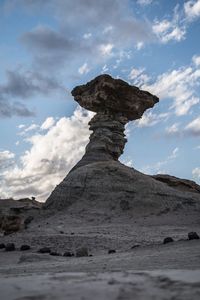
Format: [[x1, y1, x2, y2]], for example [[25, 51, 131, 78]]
[[71, 74, 159, 120]]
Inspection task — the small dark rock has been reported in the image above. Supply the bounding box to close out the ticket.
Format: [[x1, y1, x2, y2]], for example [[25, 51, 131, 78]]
[[5, 243, 15, 251], [59, 231, 64, 234], [76, 247, 88, 257], [0, 243, 5, 249], [120, 200, 130, 211], [20, 245, 31, 251], [163, 237, 174, 244], [50, 251, 61, 256], [108, 249, 116, 254], [188, 232, 199, 240], [63, 251, 74, 257], [131, 244, 140, 249], [38, 247, 51, 254]]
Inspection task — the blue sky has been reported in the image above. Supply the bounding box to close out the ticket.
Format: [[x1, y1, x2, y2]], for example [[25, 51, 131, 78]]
[[0, 0, 200, 201]]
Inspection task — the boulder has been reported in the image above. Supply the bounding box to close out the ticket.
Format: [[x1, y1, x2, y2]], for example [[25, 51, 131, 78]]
[[188, 232, 199, 240], [108, 249, 116, 254], [20, 245, 31, 251], [0, 243, 5, 249], [63, 251, 74, 257], [5, 243, 15, 251], [38, 247, 51, 254], [163, 237, 174, 244], [50, 251, 61, 256], [75, 247, 89, 257]]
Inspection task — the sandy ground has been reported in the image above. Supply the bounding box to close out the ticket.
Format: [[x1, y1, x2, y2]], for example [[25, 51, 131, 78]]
[[1, 270, 200, 300], [0, 208, 200, 299]]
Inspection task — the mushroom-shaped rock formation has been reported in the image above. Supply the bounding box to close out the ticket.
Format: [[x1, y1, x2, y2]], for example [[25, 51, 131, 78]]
[[70, 74, 158, 171], [44, 75, 200, 211]]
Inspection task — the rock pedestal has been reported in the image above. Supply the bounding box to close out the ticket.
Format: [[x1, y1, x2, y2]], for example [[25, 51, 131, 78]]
[[44, 74, 200, 211], [70, 74, 158, 171]]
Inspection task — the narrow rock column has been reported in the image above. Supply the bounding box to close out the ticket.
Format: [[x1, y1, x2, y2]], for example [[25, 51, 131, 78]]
[[71, 74, 159, 171], [73, 112, 128, 170]]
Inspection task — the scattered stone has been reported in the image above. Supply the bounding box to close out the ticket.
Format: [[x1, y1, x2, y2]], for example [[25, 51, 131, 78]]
[[38, 247, 51, 254], [120, 199, 130, 211], [188, 232, 199, 240], [75, 247, 89, 257], [20, 245, 31, 251], [131, 244, 140, 249], [5, 243, 15, 251], [108, 249, 116, 254], [0, 243, 5, 249], [163, 237, 174, 244], [63, 251, 74, 257], [50, 251, 61, 256]]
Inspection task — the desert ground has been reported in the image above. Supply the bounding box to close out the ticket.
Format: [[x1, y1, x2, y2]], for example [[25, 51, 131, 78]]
[[0, 197, 200, 300]]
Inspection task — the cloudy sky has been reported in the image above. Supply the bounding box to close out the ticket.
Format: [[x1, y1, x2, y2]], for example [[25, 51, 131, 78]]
[[0, 0, 200, 201]]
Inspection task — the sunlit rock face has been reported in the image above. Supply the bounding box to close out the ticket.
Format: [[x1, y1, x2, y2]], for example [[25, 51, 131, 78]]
[[44, 75, 200, 211], [70, 74, 158, 170]]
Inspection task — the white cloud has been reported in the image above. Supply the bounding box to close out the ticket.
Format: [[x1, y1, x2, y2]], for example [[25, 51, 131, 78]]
[[165, 117, 200, 137], [143, 59, 200, 116], [192, 167, 200, 182], [99, 43, 114, 56], [166, 123, 180, 136], [0, 107, 94, 201], [185, 116, 200, 135], [128, 67, 150, 86], [103, 25, 113, 34], [41, 117, 55, 130], [136, 111, 169, 127], [137, 0, 153, 5], [101, 64, 109, 73], [120, 157, 133, 167], [78, 62, 90, 75], [184, 0, 200, 20], [152, 1, 200, 44], [141, 147, 179, 175], [129, 68, 144, 80], [192, 55, 200, 66], [24, 124, 39, 132], [136, 41, 144, 50], [168, 147, 179, 159], [83, 33, 92, 39], [152, 4, 186, 44], [153, 19, 186, 43], [0, 150, 15, 174], [18, 124, 25, 129]]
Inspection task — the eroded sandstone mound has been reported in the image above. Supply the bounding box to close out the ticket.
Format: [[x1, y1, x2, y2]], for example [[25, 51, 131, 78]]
[[44, 74, 200, 210]]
